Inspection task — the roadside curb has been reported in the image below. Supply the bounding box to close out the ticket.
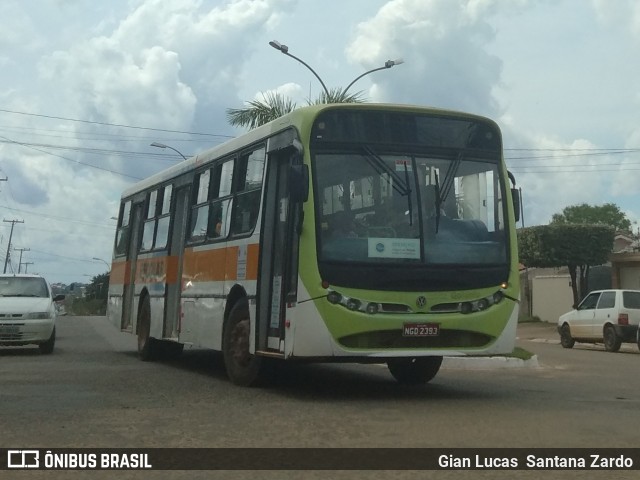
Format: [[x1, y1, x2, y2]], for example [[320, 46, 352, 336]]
[[442, 354, 540, 370]]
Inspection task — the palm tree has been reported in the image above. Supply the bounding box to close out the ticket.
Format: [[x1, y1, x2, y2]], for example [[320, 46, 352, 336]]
[[226, 88, 366, 130]]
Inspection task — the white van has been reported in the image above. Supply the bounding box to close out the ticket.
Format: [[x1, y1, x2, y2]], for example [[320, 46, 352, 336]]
[[557, 289, 640, 352]]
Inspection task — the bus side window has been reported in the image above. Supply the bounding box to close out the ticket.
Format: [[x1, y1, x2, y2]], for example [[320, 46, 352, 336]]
[[114, 200, 132, 256], [230, 147, 265, 236], [189, 170, 211, 243], [209, 199, 232, 238], [231, 190, 260, 236], [141, 190, 158, 251], [154, 184, 172, 249]]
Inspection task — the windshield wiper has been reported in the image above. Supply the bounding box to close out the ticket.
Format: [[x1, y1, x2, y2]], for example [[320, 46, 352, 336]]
[[361, 146, 410, 197], [440, 151, 462, 203], [403, 160, 413, 226], [434, 171, 442, 233], [361, 145, 414, 225]]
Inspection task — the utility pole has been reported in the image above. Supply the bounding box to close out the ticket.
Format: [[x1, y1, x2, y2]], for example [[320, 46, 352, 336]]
[[15, 247, 30, 273], [3, 219, 24, 274], [23, 262, 34, 273]]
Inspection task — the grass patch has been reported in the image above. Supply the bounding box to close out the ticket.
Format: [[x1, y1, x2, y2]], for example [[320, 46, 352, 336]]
[[507, 347, 535, 361]]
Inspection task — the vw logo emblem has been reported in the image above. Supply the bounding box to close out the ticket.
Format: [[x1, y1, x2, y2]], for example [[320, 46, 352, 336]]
[[416, 296, 427, 308]]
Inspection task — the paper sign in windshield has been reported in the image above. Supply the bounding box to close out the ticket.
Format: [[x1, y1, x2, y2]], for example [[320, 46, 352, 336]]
[[368, 238, 420, 259]]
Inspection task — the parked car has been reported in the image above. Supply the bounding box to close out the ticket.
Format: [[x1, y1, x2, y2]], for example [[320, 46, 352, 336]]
[[557, 289, 640, 352], [0, 274, 65, 354]]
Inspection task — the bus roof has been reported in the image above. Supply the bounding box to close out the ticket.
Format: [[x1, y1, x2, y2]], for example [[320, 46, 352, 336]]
[[121, 103, 497, 199]]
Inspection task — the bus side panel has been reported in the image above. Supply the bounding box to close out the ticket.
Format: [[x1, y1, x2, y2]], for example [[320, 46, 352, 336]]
[[180, 245, 226, 347], [134, 253, 169, 339], [107, 258, 127, 330], [287, 279, 335, 358]]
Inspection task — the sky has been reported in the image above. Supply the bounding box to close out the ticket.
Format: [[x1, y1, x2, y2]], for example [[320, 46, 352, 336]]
[[0, 0, 639, 284]]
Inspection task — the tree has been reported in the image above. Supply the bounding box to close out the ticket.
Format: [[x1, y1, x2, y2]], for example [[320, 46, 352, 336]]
[[518, 224, 614, 306], [85, 272, 109, 300], [226, 88, 366, 129], [551, 203, 631, 232]]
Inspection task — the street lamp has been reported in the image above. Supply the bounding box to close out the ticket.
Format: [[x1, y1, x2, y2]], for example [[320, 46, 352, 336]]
[[269, 40, 330, 97], [343, 58, 404, 95], [269, 40, 403, 98], [92, 257, 111, 273], [150, 142, 188, 161]]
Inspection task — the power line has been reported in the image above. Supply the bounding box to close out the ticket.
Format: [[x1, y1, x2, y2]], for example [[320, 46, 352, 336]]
[[0, 134, 142, 180], [0, 108, 235, 139], [0, 204, 115, 229], [0, 139, 184, 162]]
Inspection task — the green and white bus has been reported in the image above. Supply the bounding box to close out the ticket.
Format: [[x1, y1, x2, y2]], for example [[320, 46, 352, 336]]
[[108, 103, 521, 386]]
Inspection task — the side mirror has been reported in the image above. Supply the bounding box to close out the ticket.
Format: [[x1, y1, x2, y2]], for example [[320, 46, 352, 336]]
[[290, 164, 309, 203], [511, 188, 521, 223], [54, 294, 66, 302]]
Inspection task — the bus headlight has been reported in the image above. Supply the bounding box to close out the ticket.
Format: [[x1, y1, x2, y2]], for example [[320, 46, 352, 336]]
[[326, 290, 376, 315], [365, 303, 379, 315], [327, 291, 342, 304], [459, 290, 505, 314], [346, 298, 361, 311]]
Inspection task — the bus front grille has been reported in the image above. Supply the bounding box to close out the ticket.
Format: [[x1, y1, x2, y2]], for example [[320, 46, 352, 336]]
[[338, 329, 493, 349]]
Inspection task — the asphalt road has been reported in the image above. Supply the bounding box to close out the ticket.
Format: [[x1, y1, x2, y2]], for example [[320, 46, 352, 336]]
[[1, 317, 638, 480]]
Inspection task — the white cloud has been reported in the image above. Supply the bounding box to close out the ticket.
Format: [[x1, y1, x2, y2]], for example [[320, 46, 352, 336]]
[[345, 0, 521, 116]]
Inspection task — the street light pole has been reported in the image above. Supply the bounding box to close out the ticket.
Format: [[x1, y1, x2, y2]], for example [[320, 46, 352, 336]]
[[269, 40, 403, 99], [269, 40, 330, 98], [343, 58, 404, 95], [150, 142, 188, 161], [92, 257, 111, 273]]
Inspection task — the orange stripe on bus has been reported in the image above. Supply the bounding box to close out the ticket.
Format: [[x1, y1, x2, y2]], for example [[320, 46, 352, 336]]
[[110, 244, 260, 287], [110, 260, 127, 285]]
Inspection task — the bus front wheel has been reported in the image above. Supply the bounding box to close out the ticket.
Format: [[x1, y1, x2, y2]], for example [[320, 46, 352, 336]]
[[223, 298, 264, 387], [387, 356, 443, 385]]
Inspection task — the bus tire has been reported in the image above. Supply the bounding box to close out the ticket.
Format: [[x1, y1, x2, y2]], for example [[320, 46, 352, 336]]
[[223, 298, 263, 387], [387, 356, 442, 385], [137, 296, 159, 361]]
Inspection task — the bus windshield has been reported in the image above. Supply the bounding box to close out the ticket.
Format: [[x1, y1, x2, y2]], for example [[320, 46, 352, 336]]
[[313, 145, 509, 290]]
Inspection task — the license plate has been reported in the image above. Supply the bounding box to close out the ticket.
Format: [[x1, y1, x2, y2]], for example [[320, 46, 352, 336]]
[[0, 325, 20, 334], [402, 323, 440, 337]]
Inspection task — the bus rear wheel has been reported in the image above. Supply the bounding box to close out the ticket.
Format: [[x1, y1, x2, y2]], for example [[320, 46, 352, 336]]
[[387, 356, 442, 385], [223, 298, 264, 387]]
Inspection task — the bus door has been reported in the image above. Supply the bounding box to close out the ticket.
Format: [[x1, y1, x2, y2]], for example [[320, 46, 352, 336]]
[[163, 186, 190, 338], [257, 151, 305, 353], [121, 202, 144, 331]]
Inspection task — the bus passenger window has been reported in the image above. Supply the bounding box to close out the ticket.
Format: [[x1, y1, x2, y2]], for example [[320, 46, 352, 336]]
[[141, 219, 155, 251], [155, 216, 170, 249], [114, 228, 129, 256], [114, 200, 132, 256], [230, 190, 260, 236], [241, 147, 266, 191], [121, 201, 132, 227], [209, 199, 231, 238], [190, 204, 209, 242]]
